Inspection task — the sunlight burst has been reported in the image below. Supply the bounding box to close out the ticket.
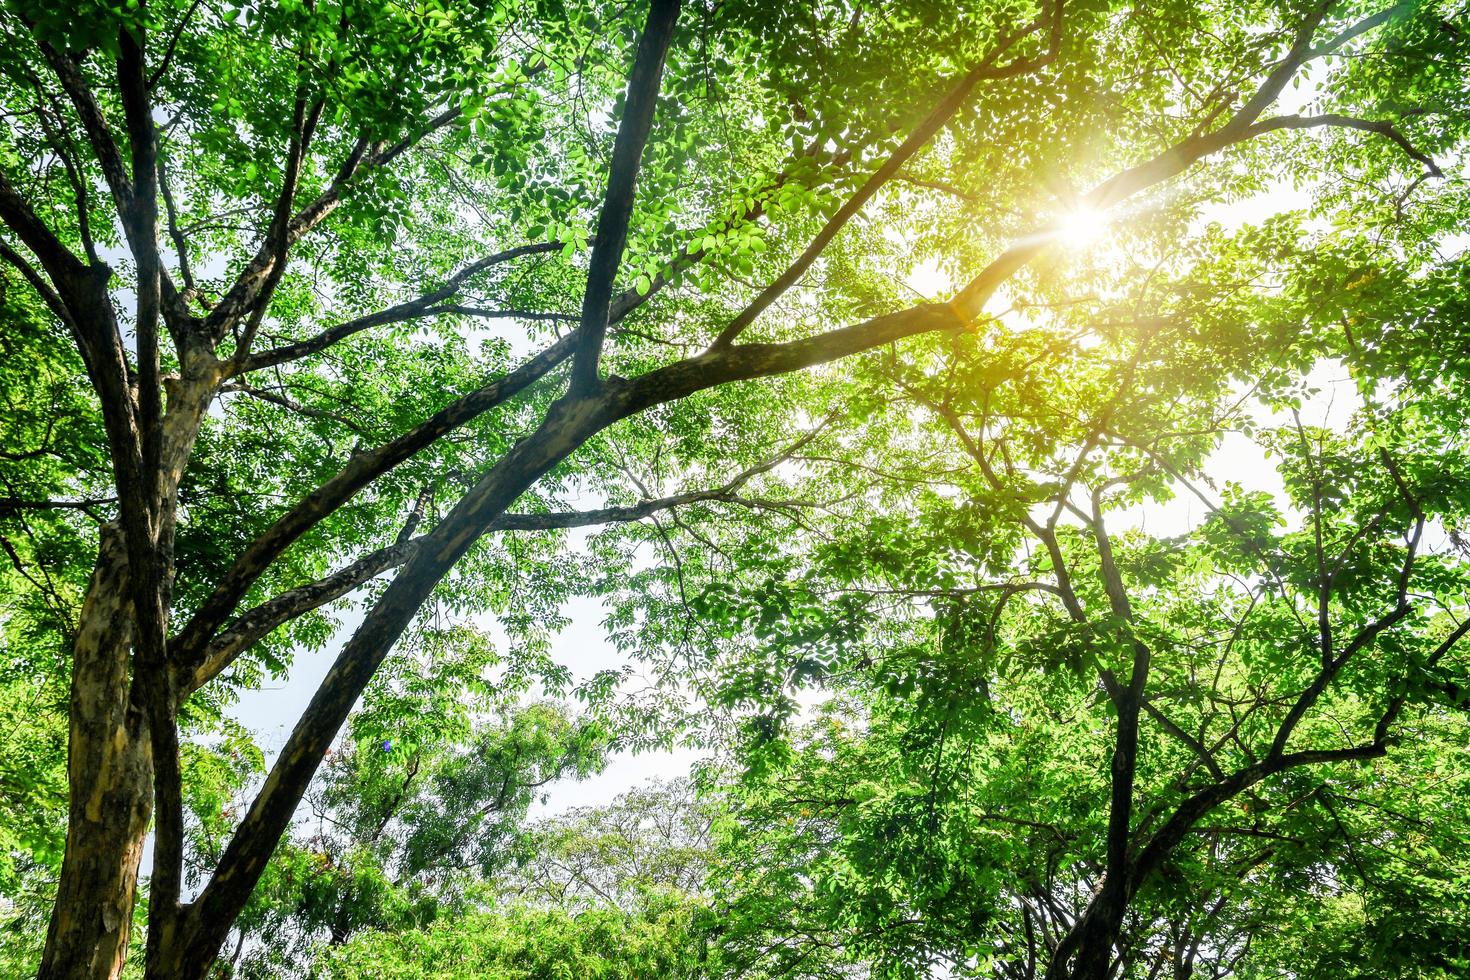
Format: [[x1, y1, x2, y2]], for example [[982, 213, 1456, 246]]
[[1056, 204, 1109, 248]]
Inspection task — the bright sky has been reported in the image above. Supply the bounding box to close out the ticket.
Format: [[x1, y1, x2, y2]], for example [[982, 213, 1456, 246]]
[[228, 543, 705, 819]]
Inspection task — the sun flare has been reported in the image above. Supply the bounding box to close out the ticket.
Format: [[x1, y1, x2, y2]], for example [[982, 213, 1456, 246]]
[[1056, 204, 1109, 248]]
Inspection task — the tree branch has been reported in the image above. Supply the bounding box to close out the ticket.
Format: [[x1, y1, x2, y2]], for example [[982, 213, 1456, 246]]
[[183, 538, 416, 695], [1372, 614, 1470, 744], [1130, 742, 1388, 894], [203, 107, 463, 340], [973, 0, 1337, 323], [223, 383, 373, 438], [0, 496, 118, 514], [33, 36, 192, 337], [170, 332, 579, 671], [0, 168, 87, 288], [709, 0, 1063, 349], [1267, 515, 1423, 760], [1243, 112, 1442, 177], [185, 419, 830, 694], [0, 239, 75, 328], [1142, 698, 1225, 781], [234, 76, 323, 359], [158, 148, 197, 298], [596, 143, 850, 333], [146, 0, 205, 89], [236, 242, 566, 375], [568, 0, 681, 395], [37, 41, 134, 222]]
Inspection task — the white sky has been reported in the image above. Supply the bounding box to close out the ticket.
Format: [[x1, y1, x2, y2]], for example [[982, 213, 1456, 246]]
[[228, 550, 706, 818]]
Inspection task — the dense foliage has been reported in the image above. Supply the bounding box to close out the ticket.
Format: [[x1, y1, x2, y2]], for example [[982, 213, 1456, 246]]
[[1, 0, 1468, 978]]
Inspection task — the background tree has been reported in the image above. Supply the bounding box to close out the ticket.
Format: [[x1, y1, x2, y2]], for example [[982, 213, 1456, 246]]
[[0, 0, 1461, 977], [503, 779, 714, 913], [318, 898, 707, 980], [216, 777, 718, 977], [202, 626, 608, 977]]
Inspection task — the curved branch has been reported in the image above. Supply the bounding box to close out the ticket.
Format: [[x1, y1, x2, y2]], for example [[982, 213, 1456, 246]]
[[1267, 516, 1423, 759], [33, 38, 193, 336], [1142, 698, 1225, 781], [203, 107, 463, 339], [236, 242, 566, 374], [0, 170, 86, 288], [709, 0, 1063, 349], [1244, 112, 1442, 176], [0, 239, 75, 328], [960, 0, 1337, 323], [1130, 743, 1388, 893]]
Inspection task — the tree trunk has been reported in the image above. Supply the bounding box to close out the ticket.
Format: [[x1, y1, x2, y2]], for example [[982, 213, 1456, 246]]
[[38, 525, 153, 980], [140, 919, 209, 980], [1047, 891, 1127, 980]]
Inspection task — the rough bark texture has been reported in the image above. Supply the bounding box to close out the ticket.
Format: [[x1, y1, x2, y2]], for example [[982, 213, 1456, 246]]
[[38, 526, 152, 980]]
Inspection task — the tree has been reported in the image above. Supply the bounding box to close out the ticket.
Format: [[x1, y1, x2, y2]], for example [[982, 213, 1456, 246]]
[[308, 781, 716, 980], [639, 213, 1470, 974], [503, 778, 714, 912], [224, 771, 712, 977], [318, 899, 707, 980], [0, 0, 1457, 977]]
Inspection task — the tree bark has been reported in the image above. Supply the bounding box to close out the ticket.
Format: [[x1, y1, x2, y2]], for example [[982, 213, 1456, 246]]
[[38, 525, 152, 980]]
